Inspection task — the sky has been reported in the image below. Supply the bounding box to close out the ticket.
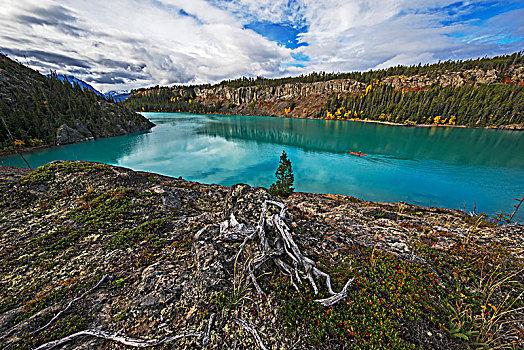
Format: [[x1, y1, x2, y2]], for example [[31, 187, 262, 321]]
[[0, 0, 523, 92]]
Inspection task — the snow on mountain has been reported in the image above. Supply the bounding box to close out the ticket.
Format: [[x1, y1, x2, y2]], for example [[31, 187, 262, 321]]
[[50, 74, 104, 97], [103, 90, 130, 102]]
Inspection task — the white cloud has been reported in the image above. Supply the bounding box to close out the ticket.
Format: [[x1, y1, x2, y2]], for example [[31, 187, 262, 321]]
[[0, 0, 522, 91], [0, 0, 291, 91]]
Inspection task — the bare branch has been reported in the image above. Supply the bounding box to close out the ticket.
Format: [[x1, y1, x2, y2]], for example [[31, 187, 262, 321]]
[[34, 329, 203, 350], [314, 278, 355, 307], [233, 318, 268, 350], [200, 312, 216, 346], [33, 274, 109, 334]]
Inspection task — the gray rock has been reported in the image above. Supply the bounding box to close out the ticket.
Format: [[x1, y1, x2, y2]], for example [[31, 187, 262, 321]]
[[56, 124, 88, 145], [73, 119, 94, 138]]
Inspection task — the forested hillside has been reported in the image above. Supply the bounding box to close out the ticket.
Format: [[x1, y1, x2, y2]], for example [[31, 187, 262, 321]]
[[323, 81, 523, 126], [0, 54, 154, 151], [123, 51, 524, 128]]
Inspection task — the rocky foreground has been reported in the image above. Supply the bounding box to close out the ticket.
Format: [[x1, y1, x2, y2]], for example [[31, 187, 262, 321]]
[[0, 162, 522, 349]]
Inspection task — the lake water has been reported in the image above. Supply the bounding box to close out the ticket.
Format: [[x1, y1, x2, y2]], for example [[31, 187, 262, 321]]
[[1, 112, 523, 219]]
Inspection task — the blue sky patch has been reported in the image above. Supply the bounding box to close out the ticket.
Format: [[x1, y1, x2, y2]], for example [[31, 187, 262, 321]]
[[244, 21, 308, 49], [291, 52, 310, 62], [437, 1, 524, 26]]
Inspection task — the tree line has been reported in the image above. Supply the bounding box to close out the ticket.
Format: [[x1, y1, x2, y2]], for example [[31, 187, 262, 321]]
[[123, 86, 222, 114], [121, 51, 524, 127], [217, 51, 524, 87], [321, 82, 523, 126]]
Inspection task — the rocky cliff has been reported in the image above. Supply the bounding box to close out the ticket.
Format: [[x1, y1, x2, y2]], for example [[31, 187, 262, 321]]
[[194, 66, 524, 105], [124, 55, 524, 127], [189, 65, 524, 123], [0, 54, 154, 151], [1, 162, 522, 349]]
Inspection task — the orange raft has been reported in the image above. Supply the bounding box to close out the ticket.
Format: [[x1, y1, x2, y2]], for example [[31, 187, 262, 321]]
[[349, 152, 367, 156]]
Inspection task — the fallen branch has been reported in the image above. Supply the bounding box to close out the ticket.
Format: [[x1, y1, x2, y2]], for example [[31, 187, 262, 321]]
[[200, 312, 216, 346], [509, 196, 524, 222], [314, 278, 355, 307], [33, 274, 109, 334], [33, 328, 203, 350], [234, 318, 267, 350]]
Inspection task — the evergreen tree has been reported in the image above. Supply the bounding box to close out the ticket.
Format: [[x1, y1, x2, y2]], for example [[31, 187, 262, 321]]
[[269, 151, 294, 198]]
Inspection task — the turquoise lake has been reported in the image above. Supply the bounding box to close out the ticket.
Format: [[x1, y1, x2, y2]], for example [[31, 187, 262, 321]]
[[1, 112, 523, 219]]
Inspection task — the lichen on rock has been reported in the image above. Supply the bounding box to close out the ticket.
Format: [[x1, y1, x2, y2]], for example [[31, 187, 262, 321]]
[[0, 162, 522, 349]]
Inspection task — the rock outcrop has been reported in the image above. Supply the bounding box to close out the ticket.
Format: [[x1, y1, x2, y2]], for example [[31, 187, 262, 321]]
[[194, 79, 366, 105], [56, 124, 90, 145], [0, 162, 522, 349], [193, 66, 524, 106]]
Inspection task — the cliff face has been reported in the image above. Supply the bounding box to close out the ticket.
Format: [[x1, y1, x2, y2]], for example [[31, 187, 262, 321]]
[[0, 54, 154, 150], [194, 79, 366, 104], [195, 67, 524, 104], [190, 66, 524, 120], [122, 52, 524, 127], [382, 66, 524, 89], [0, 162, 522, 349]]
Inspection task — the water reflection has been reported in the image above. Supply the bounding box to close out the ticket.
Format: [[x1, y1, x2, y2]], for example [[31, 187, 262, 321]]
[[198, 115, 524, 169]]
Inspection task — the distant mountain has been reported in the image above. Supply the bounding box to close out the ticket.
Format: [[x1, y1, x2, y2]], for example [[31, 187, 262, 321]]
[[0, 53, 154, 150], [49, 74, 104, 97], [104, 90, 130, 102], [48, 75, 130, 102]]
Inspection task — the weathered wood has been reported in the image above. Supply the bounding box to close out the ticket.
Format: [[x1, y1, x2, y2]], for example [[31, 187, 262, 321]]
[[34, 329, 203, 350], [234, 318, 268, 350], [224, 199, 354, 307]]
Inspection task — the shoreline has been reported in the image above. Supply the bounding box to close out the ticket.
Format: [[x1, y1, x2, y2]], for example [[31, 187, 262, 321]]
[[142, 110, 524, 131], [0, 128, 154, 158], [1, 162, 521, 224]]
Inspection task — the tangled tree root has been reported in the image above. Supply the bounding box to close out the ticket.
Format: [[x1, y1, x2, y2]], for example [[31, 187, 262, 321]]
[[220, 200, 354, 307]]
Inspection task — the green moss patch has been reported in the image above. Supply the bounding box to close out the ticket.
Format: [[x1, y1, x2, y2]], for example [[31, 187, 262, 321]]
[[105, 217, 173, 250], [20, 162, 111, 184]]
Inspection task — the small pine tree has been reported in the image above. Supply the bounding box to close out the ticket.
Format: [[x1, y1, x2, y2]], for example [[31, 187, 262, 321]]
[[269, 150, 294, 198]]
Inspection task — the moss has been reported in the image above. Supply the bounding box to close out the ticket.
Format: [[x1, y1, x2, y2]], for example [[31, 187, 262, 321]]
[[114, 309, 126, 322], [33, 197, 58, 216], [68, 187, 136, 230], [22, 315, 89, 348], [147, 175, 160, 183], [20, 161, 111, 184], [211, 286, 250, 313], [113, 278, 126, 288], [105, 217, 173, 250], [13, 285, 71, 326]]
